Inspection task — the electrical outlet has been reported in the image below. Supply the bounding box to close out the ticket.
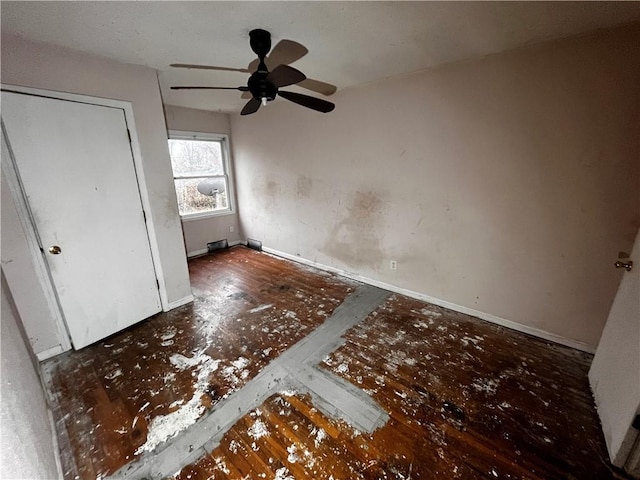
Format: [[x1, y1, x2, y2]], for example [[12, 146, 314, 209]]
[[229, 225, 234, 233], [390, 260, 397, 270]]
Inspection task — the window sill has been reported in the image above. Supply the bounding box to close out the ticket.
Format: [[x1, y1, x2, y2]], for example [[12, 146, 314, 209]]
[[180, 210, 235, 223]]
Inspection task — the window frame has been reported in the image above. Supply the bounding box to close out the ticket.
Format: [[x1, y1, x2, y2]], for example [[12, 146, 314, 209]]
[[168, 130, 236, 221]]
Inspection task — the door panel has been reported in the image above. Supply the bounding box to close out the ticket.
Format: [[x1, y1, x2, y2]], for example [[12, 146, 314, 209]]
[[2, 91, 162, 349], [589, 229, 640, 470]]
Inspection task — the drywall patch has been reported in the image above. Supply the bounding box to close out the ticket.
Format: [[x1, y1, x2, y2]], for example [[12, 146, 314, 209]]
[[322, 190, 388, 268]]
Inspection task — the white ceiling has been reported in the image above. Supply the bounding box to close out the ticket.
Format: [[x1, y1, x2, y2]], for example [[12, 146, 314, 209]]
[[3, 2, 640, 114]]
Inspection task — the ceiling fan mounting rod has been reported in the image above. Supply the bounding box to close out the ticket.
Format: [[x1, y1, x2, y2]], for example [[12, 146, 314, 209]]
[[249, 29, 272, 65]]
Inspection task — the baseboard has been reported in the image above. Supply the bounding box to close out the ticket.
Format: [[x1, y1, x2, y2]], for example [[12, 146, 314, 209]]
[[36, 345, 65, 362], [47, 402, 65, 479], [262, 246, 597, 354], [165, 295, 195, 311], [187, 248, 209, 258]]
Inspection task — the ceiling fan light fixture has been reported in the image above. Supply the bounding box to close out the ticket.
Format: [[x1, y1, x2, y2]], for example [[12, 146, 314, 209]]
[[172, 28, 335, 115]]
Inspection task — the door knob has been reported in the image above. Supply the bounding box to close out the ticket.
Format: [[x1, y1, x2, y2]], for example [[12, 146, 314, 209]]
[[614, 260, 633, 272], [48, 245, 62, 255]]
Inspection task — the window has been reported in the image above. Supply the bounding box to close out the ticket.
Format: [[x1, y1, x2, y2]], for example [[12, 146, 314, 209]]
[[168, 132, 234, 219]]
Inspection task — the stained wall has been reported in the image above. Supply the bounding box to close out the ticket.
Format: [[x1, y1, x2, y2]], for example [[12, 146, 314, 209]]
[[1, 275, 59, 477], [231, 25, 640, 348]]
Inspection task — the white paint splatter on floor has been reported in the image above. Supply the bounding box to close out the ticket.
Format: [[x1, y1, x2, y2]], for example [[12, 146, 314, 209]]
[[136, 355, 220, 454], [420, 307, 443, 318], [170, 351, 212, 370], [105, 369, 123, 380], [274, 466, 295, 480], [336, 363, 349, 374], [214, 457, 230, 474], [229, 439, 239, 453], [286, 444, 300, 463], [248, 419, 269, 440], [471, 378, 500, 395], [231, 357, 250, 370], [160, 326, 178, 341], [249, 304, 273, 314], [313, 428, 326, 448]]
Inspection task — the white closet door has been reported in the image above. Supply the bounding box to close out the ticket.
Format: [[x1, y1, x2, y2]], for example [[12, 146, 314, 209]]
[[2, 91, 162, 349]]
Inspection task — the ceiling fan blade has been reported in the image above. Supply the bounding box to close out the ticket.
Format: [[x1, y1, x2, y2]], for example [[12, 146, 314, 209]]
[[267, 39, 309, 67], [241, 98, 261, 116], [171, 86, 249, 91], [267, 65, 306, 88], [248, 39, 309, 72], [171, 63, 250, 73], [297, 78, 338, 96], [278, 91, 335, 113]]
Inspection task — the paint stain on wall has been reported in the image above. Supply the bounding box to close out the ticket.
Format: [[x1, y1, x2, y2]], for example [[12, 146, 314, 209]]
[[251, 176, 282, 211], [296, 175, 313, 199], [322, 191, 387, 268]]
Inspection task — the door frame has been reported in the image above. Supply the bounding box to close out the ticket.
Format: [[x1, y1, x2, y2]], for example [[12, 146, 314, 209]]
[[1, 85, 171, 356]]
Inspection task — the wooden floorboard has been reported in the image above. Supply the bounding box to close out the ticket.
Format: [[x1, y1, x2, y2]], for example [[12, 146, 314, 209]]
[[42, 246, 622, 479], [319, 295, 615, 479], [42, 246, 355, 479], [170, 258, 620, 480]]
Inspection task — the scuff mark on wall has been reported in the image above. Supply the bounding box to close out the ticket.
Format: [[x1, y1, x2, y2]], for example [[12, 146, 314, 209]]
[[322, 190, 387, 268]]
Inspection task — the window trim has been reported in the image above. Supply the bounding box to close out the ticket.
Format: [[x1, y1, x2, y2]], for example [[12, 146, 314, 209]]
[[168, 130, 236, 220]]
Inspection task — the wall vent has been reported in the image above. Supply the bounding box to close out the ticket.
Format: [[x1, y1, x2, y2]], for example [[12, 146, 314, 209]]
[[247, 238, 262, 251], [207, 239, 229, 252]]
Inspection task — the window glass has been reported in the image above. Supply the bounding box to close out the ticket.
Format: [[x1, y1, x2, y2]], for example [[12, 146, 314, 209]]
[[168, 135, 232, 217], [168, 139, 223, 176], [173, 178, 228, 215]]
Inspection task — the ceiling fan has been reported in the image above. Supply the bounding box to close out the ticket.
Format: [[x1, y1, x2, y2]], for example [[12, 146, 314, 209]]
[[171, 29, 335, 115]]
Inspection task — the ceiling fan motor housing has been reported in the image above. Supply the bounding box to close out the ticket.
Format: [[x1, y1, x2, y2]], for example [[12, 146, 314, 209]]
[[248, 29, 277, 102], [248, 71, 277, 102]]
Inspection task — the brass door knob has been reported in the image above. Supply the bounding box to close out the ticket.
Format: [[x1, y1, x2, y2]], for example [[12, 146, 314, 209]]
[[614, 260, 633, 272], [48, 245, 62, 255]]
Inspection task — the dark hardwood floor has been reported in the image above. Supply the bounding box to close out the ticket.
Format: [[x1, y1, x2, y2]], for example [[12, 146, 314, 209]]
[[42, 246, 618, 479], [43, 247, 354, 478]]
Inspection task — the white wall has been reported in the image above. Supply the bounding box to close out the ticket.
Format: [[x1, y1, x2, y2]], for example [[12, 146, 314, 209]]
[[231, 25, 640, 349], [164, 105, 242, 256], [1, 275, 59, 478], [1, 34, 193, 354], [165, 104, 231, 135]]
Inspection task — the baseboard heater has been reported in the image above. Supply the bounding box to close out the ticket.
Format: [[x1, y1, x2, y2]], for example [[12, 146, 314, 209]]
[[247, 238, 262, 251], [207, 239, 229, 252]]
